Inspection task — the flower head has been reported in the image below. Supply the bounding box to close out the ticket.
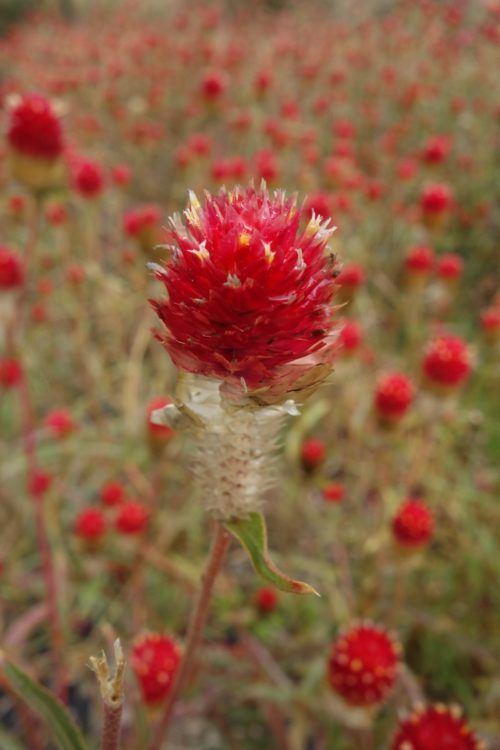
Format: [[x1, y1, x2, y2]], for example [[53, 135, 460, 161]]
[[374, 372, 415, 422], [44, 408, 77, 439], [437, 253, 463, 282], [0, 246, 25, 290], [29, 470, 53, 498], [6, 93, 64, 160], [420, 183, 453, 215], [301, 437, 327, 471], [328, 623, 402, 707], [115, 501, 149, 535], [255, 586, 279, 614], [338, 319, 362, 353], [392, 498, 434, 548], [71, 157, 105, 198], [0, 358, 22, 388], [152, 185, 337, 400], [422, 334, 472, 388], [420, 135, 452, 165], [391, 704, 483, 750], [405, 245, 434, 276], [100, 481, 126, 507], [75, 508, 106, 542], [322, 483, 345, 504], [480, 306, 500, 339], [131, 633, 181, 705], [336, 262, 365, 291], [124, 204, 161, 238], [200, 70, 227, 101]]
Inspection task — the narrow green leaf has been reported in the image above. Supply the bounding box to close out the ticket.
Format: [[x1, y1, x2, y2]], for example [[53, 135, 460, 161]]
[[1, 660, 89, 750], [225, 512, 320, 596]]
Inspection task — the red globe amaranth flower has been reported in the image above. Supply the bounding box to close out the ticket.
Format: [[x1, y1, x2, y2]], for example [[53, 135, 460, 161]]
[[336, 263, 365, 302], [100, 481, 126, 507], [29, 470, 53, 498], [255, 69, 272, 95], [303, 191, 332, 220], [392, 498, 434, 548], [301, 438, 326, 471], [8, 194, 26, 217], [111, 163, 132, 187], [45, 202, 68, 226], [115, 501, 149, 535], [31, 302, 48, 324], [254, 149, 280, 183], [391, 705, 483, 750], [6, 93, 63, 159], [44, 408, 77, 438], [322, 483, 345, 504], [75, 508, 106, 541], [131, 633, 181, 705], [255, 586, 279, 613], [152, 186, 337, 397], [338, 320, 362, 353], [480, 306, 500, 340], [71, 158, 105, 198], [124, 204, 161, 237], [420, 183, 453, 216], [200, 70, 227, 101], [437, 254, 464, 282], [0, 246, 25, 290], [0, 358, 22, 388], [328, 623, 402, 707], [422, 335, 472, 388], [146, 397, 175, 440], [374, 373, 415, 422], [398, 158, 418, 181], [405, 245, 434, 277], [420, 135, 452, 165], [66, 264, 85, 285], [124, 204, 161, 255]]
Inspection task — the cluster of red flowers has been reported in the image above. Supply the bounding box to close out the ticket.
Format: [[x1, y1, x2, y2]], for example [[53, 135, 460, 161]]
[[75, 479, 149, 542]]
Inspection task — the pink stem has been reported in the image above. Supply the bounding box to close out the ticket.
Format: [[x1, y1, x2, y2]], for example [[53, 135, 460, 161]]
[[101, 700, 123, 750], [149, 523, 231, 750], [18, 370, 69, 702]]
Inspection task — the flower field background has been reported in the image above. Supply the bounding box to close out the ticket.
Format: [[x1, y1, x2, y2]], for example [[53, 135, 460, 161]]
[[0, 1, 499, 748]]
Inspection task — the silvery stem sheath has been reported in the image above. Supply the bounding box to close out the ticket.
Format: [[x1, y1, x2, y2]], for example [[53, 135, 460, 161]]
[[152, 373, 299, 520]]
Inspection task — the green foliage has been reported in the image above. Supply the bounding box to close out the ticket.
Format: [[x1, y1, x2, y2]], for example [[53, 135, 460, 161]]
[[2, 661, 89, 750]]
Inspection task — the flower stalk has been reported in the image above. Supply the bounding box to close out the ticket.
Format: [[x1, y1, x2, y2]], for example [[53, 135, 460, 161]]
[[149, 523, 231, 750]]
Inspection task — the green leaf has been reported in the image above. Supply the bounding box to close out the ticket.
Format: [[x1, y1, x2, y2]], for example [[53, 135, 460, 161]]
[[225, 512, 320, 596], [1, 660, 89, 750]]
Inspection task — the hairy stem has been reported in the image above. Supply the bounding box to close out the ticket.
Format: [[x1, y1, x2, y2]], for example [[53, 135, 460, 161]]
[[149, 523, 231, 750]]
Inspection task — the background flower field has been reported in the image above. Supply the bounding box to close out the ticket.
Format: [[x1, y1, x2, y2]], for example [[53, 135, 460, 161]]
[[0, 1, 499, 748]]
